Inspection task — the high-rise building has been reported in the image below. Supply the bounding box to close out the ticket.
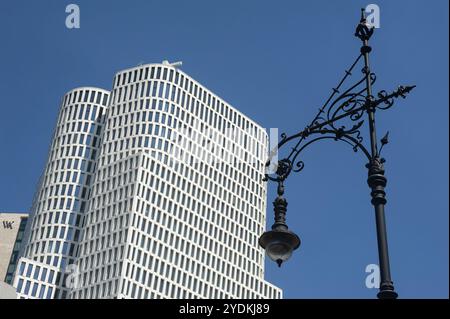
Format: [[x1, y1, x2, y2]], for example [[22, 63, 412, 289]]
[[0, 212, 28, 285], [13, 62, 281, 299], [13, 88, 110, 299]]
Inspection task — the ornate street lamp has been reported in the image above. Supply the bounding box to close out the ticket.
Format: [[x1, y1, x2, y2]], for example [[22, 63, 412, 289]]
[[259, 180, 300, 267], [260, 9, 415, 299]]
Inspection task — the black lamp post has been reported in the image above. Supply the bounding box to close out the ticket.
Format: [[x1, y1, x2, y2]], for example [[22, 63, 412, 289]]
[[259, 9, 415, 299]]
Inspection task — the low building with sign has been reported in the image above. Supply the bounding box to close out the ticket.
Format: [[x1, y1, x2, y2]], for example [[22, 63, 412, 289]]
[[0, 212, 28, 285]]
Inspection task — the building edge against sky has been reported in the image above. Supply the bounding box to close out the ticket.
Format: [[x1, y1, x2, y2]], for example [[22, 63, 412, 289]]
[[12, 62, 282, 299]]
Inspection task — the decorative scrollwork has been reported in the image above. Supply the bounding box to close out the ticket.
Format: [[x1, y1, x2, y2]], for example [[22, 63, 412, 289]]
[[264, 52, 374, 182], [355, 9, 374, 42], [263, 158, 293, 183], [293, 160, 305, 173], [263, 13, 415, 184], [301, 66, 377, 151], [375, 85, 416, 110], [376, 90, 394, 110], [355, 21, 374, 42], [275, 159, 292, 180]]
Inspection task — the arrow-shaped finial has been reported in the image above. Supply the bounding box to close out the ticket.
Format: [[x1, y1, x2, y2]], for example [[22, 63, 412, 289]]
[[379, 131, 390, 156], [381, 131, 389, 146], [360, 8, 366, 21], [400, 85, 416, 98]]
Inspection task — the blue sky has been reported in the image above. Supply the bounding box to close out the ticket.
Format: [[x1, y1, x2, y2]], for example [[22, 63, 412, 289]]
[[0, 0, 448, 298]]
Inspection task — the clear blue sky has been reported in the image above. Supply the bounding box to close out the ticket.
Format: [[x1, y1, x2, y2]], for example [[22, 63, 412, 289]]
[[0, 0, 448, 298]]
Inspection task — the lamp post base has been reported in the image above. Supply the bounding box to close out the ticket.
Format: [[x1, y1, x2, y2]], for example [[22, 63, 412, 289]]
[[377, 289, 398, 300]]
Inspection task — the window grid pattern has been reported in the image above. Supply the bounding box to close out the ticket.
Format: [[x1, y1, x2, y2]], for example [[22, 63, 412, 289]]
[[13, 258, 59, 299], [13, 65, 281, 299], [14, 88, 110, 299], [70, 64, 280, 299]]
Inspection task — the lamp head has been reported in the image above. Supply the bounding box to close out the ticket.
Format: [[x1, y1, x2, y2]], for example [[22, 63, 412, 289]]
[[259, 228, 300, 267]]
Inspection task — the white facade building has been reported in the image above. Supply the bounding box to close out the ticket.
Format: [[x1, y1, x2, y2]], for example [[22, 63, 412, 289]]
[[13, 88, 110, 299], [14, 63, 281, 299]]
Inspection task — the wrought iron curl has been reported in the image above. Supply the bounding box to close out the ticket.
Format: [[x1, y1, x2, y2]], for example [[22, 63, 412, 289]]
[[260, 9, 415, 300], [293, 160, 305, 173], [375, 86, 415, 111], [263, 16, 414, 184]]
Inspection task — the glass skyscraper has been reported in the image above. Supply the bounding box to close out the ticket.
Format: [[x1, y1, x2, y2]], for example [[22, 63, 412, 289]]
[[13, 62, 281, 299]]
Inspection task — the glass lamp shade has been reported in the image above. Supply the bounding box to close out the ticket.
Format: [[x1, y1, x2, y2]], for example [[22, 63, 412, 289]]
[[258, 228, 301, 267]]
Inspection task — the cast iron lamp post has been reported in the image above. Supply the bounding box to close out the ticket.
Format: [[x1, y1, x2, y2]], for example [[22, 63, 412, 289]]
[[259, 9, 415, 299]]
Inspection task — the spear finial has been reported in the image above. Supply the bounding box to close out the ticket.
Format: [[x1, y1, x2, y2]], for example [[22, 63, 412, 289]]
[[360, 8, 366, 22]]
